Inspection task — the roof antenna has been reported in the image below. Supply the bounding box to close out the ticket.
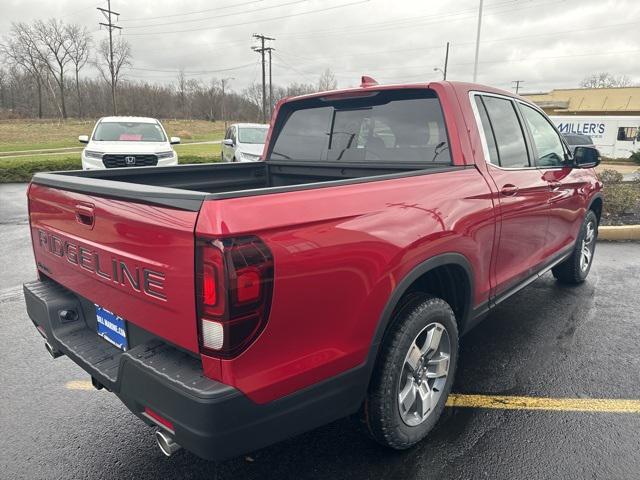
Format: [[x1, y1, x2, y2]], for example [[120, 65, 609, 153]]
[[360, 75, 379, 88]]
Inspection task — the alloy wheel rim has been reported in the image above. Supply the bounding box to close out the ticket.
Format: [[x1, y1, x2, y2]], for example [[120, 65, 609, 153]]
[[397, 322, 451, 427], [580, 221, 596, 272]]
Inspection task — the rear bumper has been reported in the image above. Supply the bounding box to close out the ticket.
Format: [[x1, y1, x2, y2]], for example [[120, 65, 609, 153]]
[[23, 279, 367, 461]]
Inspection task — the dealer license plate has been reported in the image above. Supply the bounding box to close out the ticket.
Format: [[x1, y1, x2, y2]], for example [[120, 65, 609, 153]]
[[95, 304, 128, 351]]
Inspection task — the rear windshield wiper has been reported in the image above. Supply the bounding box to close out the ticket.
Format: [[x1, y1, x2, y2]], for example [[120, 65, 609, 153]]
[[270, 150, 292, 159], [431, 142, 449, 162]]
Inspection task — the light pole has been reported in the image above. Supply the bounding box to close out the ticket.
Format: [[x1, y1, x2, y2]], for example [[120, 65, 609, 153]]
[[434, 41, 450, 80], [472, 0, 484, 82]]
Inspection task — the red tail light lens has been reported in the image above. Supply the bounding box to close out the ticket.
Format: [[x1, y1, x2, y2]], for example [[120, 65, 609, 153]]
[[203, 264, 218, 306], [196, 236, 274, 358]]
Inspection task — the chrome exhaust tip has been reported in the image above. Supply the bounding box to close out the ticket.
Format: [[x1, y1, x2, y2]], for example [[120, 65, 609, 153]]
[[155, 430, 181, 457], [45, 341, 63, 359]]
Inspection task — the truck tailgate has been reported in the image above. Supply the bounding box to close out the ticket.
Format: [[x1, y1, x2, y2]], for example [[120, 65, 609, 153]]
[[28, 183, 200, 353]]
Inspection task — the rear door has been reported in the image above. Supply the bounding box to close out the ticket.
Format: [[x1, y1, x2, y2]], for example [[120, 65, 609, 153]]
[[472, 93, 550, 296], [28, 183, 200, 353], [517, 102, 586, 254]]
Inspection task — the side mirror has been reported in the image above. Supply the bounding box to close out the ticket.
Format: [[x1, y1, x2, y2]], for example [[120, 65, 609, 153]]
[[573, 146, 601, 168], [222, 138, 234, 147], [78, 135, 89, 144], [170, 136, 181, 145]]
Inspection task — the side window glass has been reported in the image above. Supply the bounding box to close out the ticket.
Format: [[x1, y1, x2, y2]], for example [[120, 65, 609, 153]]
[[482, 96, 530, 168], [474, 96, 499, 165], [520, 104, 565, 167], [231, 128, 237, 143], [224, 128, 231, 140], [618, 126, 639, 141]]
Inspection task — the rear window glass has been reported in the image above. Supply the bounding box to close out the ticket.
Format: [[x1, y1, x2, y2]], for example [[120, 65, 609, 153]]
[[481, 96, 529, 168], [239, 127, 268, 144], [93, 122, 166, 142], [268, 90, 451, 164]]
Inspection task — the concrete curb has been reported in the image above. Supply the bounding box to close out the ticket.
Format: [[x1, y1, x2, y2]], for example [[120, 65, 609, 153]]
[[599, 225, 640, 241]]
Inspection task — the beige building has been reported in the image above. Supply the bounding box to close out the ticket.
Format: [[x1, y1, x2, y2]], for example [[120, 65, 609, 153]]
[[523, 87, 640, 116]]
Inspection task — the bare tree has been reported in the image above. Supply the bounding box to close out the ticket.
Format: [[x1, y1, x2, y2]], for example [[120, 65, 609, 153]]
[[32, 19, 74, 118], [243, 82, 264, 109], [206, 78, 219, 121], [0, 23, 47, 118], [65, 24, 91, 117], [95, 36, 131, 114], [580, 72, 633, 89], [318, 68, 337, 91], [176, 69, 188, 118], [0, 68, 6, 109]]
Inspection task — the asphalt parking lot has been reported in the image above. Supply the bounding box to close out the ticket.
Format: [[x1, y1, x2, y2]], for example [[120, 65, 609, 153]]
[[1, 182, 639, 479]]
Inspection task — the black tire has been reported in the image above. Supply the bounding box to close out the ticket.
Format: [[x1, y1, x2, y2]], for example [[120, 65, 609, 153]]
[[552, 210, 598, 285], [364, 294, 459, 449]]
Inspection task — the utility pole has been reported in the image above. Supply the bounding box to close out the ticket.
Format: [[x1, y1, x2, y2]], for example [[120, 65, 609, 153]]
[[98, 0, 122, 115], [512, 80, 524, 94], [443, 42, 449, 80], [266, 47, 274, 119], [220, 77, 234, 130], [252, 34, 275, 123], [472, 0, 484, 82]]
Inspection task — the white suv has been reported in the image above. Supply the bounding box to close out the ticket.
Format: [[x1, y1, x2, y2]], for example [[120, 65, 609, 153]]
[[221, 123, 269, 162], [79, 116, 180, 170]]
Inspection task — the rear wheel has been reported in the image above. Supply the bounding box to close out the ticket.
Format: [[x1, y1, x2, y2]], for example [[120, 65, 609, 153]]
[[364, 295, 458, 449], [552, 210, 598, 284]]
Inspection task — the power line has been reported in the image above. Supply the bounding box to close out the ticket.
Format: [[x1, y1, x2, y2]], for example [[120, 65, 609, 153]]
[[123, 0, 369, 36], [373, 48, 640, 83], [120, 0, 265, 22], [124, 0, 310, 30], [271, 17, 640, 75], [128, 0, 520, 53], [273, 47, 640, 85], [61, 4, 101, 20], [125, 62, 256, 75], [273, 0, 525, 39]]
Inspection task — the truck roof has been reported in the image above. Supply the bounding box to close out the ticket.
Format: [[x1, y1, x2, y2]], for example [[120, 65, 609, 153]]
[[281, 79, 523, 105], [99, 116, 160, 123]]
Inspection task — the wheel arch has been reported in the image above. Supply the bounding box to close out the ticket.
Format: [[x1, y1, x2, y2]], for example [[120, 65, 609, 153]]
[[587, 193, 603, 223], [366, 253, 475, 374]]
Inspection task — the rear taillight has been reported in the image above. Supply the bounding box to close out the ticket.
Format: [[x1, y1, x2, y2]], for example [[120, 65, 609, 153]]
[[196, 236, 274, 358]]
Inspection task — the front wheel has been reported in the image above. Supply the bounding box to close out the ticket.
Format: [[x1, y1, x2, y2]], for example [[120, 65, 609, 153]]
[[552, 210, 598, 284], [364, 295, 458, 449]]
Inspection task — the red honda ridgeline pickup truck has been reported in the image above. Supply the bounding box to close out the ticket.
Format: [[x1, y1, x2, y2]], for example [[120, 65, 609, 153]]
[[24, 80, 602, 460]]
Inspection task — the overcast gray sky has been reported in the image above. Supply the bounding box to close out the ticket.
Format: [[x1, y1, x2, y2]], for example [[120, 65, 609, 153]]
[[1, 0, 638, 93]]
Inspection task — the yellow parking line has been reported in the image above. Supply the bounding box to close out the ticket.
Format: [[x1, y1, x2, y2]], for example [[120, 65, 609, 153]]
[[64, 381, 640, 413], [65, 380, 94, 391], [446, 394, 640, 413]]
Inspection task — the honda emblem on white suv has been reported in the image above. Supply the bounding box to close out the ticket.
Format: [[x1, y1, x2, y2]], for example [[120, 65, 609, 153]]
[[125, 156, 136, 165]]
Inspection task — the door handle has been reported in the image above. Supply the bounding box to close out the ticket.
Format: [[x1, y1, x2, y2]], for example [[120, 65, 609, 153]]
[[75, 203, 95, 228], [500, 184, 518, 196]]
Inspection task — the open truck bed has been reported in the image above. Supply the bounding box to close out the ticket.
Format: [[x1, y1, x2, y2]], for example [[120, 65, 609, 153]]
[[32, 160, 455, 211]]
